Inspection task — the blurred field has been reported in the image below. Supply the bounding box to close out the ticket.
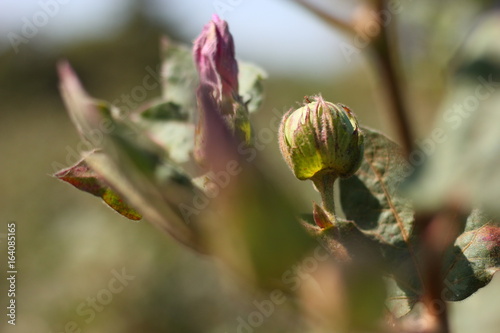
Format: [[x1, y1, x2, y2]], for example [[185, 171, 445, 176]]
[[1, 2, 500, 333]]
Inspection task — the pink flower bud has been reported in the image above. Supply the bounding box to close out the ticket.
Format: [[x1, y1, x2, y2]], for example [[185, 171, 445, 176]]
[[193, 15, 252, 164], [193, 14, 239, 99]]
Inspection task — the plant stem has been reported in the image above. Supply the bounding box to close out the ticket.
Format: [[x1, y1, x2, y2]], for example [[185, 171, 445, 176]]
[[293, 0, 356, 36], [372, 0, 413, 158], [414, 208, 459, 333], [312, 173, 338, 225]]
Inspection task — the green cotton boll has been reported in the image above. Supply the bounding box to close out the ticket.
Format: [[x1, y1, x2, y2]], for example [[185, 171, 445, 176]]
[[278, 95, 364, 180]]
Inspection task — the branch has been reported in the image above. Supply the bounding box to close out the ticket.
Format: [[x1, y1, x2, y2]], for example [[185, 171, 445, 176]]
[[371, 0, 413, 158], [293, 0, 356, 36]]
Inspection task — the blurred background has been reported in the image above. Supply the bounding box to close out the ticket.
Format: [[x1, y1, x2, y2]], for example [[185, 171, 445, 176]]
[[1, 0, 499, 332]]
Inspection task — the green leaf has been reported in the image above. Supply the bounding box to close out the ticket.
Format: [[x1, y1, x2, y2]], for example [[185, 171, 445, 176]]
[[339, 128, 500, 317], [238, 61, 267, 113], [53, 155, 142, 221], [160, 37, 198, 119], [442, 209, 500, 301], [152, 39, 266, 164], [85, 144, 205, 252], [134, 101, 195, 164], [202, 165, 317, 288], [300, 215, 388, 330], [340, 128, 420, 317]]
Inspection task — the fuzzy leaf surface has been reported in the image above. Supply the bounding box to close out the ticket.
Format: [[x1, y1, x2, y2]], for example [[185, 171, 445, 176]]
[[442, 209, 500, 301], [339, 128, 499, 317], [340, 128, 419, 317], [160, 38, 267, 118]]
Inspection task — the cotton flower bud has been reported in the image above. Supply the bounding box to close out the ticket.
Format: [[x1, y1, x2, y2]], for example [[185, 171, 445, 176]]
[[193, 14, 252, 165], [278, 95, 364, 181]]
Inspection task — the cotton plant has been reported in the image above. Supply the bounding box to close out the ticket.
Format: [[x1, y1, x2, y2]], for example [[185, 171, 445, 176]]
[[54, 4, 500, 332]]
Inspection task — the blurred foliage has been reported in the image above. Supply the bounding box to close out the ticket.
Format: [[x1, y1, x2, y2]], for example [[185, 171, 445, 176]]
[[2, 1, 500, 333], [407, 11, 500, 218], [340, 129, 499, 318]]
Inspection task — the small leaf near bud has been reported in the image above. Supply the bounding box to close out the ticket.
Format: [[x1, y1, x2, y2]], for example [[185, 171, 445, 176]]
[[313, 202, 333, 229]]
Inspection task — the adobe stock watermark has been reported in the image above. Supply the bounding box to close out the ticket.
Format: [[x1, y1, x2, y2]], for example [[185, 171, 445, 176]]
[[230, 246, 331, 333], [8, 0, 72, 54], [49, 267, 135, 333], [51, 64, 161, 174], [339, 0, 406, 63], [178, 107, 284, 224], [400, 74, 500, 177], [213, 0, 245, 19], [6, 222, 17, 326]]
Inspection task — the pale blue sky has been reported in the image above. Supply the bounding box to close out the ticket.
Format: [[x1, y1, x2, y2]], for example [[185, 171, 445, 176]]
[[0, 0, 362, 77]]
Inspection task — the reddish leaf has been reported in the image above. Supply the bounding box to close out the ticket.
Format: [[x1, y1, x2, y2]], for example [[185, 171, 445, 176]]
[[54, 155, 142, 221]]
